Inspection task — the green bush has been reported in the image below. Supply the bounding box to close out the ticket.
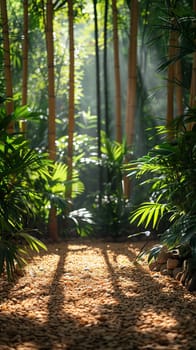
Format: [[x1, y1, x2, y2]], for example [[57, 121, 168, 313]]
[[126, 111, 196, 264], [0, 101, 89, 279], [91, 136, 132, 238], [0, 103, 50, 279]]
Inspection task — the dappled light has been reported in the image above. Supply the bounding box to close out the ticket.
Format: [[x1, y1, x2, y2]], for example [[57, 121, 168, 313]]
[[0, 1, 196, 349], [0, 241, 195, 349]]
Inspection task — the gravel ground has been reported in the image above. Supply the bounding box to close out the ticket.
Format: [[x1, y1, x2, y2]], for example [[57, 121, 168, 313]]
[[0, 240, 196, 350]]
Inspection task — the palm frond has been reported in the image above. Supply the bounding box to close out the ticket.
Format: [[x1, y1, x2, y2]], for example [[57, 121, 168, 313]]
[[130, 201, 169, 229]]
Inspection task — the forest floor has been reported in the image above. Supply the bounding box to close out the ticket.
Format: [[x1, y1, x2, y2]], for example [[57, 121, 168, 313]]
[[0, 240, 196, 350]]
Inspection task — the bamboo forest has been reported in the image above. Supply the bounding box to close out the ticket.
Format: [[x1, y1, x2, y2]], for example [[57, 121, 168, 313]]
[[0, 0, 196, 349]]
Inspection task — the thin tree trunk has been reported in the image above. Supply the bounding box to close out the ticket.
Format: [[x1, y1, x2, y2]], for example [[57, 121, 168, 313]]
[[93, 0, 102, 204], [112, 0, 122, 143], [166, 4, 184, 133], [125, 0, 138, 147], [166, 27, 176, 128], [190, 54, 196, 108], [21, 0, 29, 133], [93, 0, 101, 156], [175, 58, 184, 116], [188, 0, 196, 130], [0, 0, 14, 132], [45, 0, 58, 241], [172, 15, 183, 118], [103, 0, 109, 138], [66, 0, 75, 201], [166, 0, 185, 128], [124, 0, 138, 197], [190, 0, 196, 108]]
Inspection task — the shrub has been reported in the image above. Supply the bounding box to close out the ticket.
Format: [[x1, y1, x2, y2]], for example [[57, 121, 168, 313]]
[[126, 111, 196, 265]]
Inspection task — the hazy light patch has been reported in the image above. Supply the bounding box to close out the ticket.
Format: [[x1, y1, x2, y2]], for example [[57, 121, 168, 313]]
[[137, 43, 167, 122], [26, 253, 60, 277], [136, 308, 178, 329]]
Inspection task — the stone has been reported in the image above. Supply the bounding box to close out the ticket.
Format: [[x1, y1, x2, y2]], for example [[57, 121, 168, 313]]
[[149, 261, 161, 271], [167, 258, 180, 270], [160, 268, 170, 276], [160, 263, 167, 272], [156, 249, 171, 264], [160, 264, 173, 276], [167, 269, 174, 276]]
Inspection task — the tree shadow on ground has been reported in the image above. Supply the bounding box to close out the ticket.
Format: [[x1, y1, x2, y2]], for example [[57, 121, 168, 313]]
[[0, 240, 195, 350]]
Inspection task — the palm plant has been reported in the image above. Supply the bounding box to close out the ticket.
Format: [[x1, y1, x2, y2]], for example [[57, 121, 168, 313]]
[[38, 161, 87, 230], [126, 111, 196, 263], [91, 135, 132, 238], [0, 101, 89, 278], [0, 103, 49, 279]]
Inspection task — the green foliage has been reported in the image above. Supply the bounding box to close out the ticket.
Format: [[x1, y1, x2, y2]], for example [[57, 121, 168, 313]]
[[157, 6, 196, 72], [42, 161, 84, 213], [0, 101, 87, 278], [0, 101, 91, 278], [0, 106, 51, 279], [130, 202, 168, 230], [91, 135, 132, 238], [0, 232, 47, 281], [66, 208, 94, 237], [126, 112, 196, 262], [92, 193, 131, 238]]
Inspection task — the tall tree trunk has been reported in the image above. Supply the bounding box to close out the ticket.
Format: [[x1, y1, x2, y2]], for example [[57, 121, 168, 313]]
[[0, 0, 14, 132], [166, 26, 176, 128], [124, 0, 138, 197], [125, 0, 138, 147], [166, 0, 184, 133], [93, 0, 102, 204], [103, 0, 109, 138], [188, 0, 196, 130], [175, 57, 183, 116], [45, 0, 58, 241], [173, 17, 183, 118], [189, 1, 196, 107], [21, 0, 29, 133], [190, 53, 196, 110], [166, 2, 184, 129], [66, 0, 75, 201], [112, 0, 122, 143]]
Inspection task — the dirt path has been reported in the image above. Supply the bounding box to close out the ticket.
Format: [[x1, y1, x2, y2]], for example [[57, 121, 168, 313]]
[[0, 241, 196, 350]]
